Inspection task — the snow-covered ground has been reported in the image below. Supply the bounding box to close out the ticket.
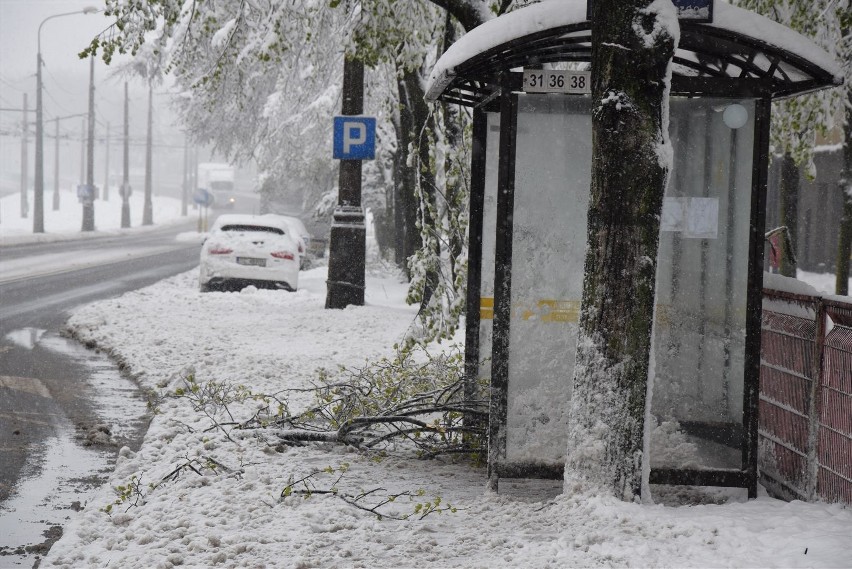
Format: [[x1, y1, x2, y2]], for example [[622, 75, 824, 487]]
[[37, 261, 850, 568], [0, 188, 189, 246], [4, 183, 850, 567]]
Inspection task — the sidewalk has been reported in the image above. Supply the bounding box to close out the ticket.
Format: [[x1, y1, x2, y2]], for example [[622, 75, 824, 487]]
[[39, 263, 851, 568]]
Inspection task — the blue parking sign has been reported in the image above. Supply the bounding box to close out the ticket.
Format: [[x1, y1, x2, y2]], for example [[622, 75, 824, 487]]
[[333, 116, 376, 160], [193, 188, 213, 207]]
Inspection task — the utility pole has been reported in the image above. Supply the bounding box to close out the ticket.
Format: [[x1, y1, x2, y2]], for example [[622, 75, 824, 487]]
[[181, 134, 188, 216], [81, 54, 95, 231], [53, 118, 60, 210], [46, 113, 88, 211], [103, 122, 110, 201], [142, 82, 153, 225], [20, 94, 29, 218], [79, 117, 85, 185], [325, 57, 366, 309], [121, 82, 131, 228], [191, 146, 198, 210], [34, 51, 44, 232]]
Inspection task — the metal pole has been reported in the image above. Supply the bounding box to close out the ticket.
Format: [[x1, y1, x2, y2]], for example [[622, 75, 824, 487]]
[[37, 10, 100, 213], [121, 82, 131, 228], [487, 82, 519, 492], [103, 122, 110, 201], [79, 117, 85, 184], [743, 96, 772, 500], [192, 146, 198, 210], [463, 108, 488, 434], [20, 93, 29, 218], [53, 118, 60, 210], [81, 55, 95, 231], [142, 82, 153, 225], [34, 52, 44, 232], [325, 56, 366, 309], [181, 134, 188, 216]]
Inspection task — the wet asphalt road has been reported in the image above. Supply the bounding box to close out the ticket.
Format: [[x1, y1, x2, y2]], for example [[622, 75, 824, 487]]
[[0, 222, 201, 566]]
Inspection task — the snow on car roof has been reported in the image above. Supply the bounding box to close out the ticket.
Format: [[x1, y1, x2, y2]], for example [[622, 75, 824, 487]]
[[265, 214, 309, 237], [426, 0, 843, 101], [212, 214, 291, 234]]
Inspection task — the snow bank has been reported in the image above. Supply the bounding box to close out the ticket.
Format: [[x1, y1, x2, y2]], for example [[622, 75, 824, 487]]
[[0, 189, 189, 246]]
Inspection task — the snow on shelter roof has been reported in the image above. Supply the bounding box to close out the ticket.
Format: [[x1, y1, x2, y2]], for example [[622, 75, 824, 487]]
[[426, 0, 843, 104]]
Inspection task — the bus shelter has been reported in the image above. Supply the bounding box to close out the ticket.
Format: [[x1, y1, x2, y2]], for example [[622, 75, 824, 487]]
[[425, 0, 842, 495]]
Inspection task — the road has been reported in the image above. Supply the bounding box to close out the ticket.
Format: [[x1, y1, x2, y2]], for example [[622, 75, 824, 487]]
[[0, 221, 201, 567]]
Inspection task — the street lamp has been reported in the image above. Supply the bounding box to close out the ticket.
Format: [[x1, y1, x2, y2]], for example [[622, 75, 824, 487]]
[[35, 6, 100, 234]]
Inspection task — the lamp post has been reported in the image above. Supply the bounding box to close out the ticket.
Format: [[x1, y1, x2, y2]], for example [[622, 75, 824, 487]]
[[121, 81, 131, 228], [81, 54, 96, 232], [142, 82, 153, 226], [35, 6, 99, 233]]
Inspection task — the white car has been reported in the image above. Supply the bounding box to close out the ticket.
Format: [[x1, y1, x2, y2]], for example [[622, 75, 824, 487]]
[[268, 214, 312, 269], [199, 214, 300, 292]]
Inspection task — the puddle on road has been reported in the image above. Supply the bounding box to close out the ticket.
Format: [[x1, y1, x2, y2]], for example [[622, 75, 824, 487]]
[[5, 328, 47, 350], [0, 331, 149, 567], [39, 334, 148, 443]]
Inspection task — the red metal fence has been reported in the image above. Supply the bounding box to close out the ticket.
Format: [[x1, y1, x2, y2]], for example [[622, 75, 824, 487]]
[[760, 287, 852, 503]]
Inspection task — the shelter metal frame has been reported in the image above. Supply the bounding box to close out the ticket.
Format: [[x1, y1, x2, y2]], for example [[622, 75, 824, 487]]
[[437, 14, 840, 498]]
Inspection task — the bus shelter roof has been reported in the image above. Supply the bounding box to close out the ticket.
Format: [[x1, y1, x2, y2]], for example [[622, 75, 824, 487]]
[[426, 0, 843, 105]]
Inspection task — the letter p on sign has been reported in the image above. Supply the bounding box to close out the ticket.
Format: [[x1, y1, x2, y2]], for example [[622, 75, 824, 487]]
[[333, 116, 376, 160]]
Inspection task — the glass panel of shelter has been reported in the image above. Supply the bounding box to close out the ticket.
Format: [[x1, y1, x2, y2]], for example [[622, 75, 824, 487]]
[[506, 94, 591, 465], [481, 92, 757, 476], [477, 112, 501, 403], [652, 98, 755, 471]]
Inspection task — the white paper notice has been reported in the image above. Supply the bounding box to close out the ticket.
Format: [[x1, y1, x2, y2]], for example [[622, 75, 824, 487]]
[[661, 197, 718, 239], [685, 197, 718, 239]]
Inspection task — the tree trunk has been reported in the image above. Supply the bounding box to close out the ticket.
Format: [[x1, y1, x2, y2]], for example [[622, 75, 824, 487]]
[[779, 152, 800, 277], [442, 13, 465, 284], [396, 67, 436, 281], [837, 100, 852, 296], [391, 114, 407, 267], [396, 70, 421, 276], [566, 0, 677, 501], [429, 0, 492, 32], [407, 70, 440, 308]]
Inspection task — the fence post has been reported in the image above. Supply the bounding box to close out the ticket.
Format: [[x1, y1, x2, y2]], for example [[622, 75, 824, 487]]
[[806, 299, 828, 500]]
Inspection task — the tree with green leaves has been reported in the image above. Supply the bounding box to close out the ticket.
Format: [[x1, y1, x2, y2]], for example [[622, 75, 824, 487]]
[[83, 0, 510, 345], [732, 0, 851, 285]]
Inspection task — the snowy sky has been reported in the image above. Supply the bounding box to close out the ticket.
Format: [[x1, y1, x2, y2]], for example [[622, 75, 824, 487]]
[[0, 0, 134, 123], [0, 0, 184, 192]]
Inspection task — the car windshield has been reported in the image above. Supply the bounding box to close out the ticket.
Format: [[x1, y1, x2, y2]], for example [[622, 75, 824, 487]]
[[218, 224, 285, 235]]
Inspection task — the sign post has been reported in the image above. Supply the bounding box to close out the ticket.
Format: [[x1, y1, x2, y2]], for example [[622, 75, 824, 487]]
[[326, 57, 372, 310], [193, 188, 213, 232]]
